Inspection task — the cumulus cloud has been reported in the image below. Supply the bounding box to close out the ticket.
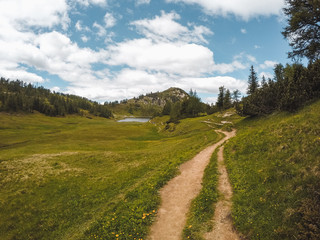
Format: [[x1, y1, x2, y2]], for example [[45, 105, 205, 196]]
[[0, 1, 252, 102], [81, 35, 89, 42], [107, 38, 215, 76], [104, 12, 116, 28], [74, 0, 107, 7], [178, 76, 247, 94], [93, 22, 107, 37], [136, 0, 151, 5], [0, 67, 46, 83], [33, 31, 109, 81], [166, 0, 285, 20], [259, 60, 278, 69], [75, 21, 82, 31], [131, 11, 213, 44], [0, 0, 70, 30], [212, 53, 256, 74]]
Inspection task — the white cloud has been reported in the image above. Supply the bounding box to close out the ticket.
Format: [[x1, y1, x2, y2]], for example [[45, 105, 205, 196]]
[[0, 67, 46, 83], [51, 86, 61, 92], [74, 0, 107, 7], [254, 45, 261, 49], [75, 21, 82, 31], [136, 0, 151, 5], [75, 20, 90, 32], [166, 0, 285, 20], [107, 38, 215, 76], [246, 55, 257, 63], [0, 25, 109, 91], [241, 28, 247, 34], [0, 0, 70, 30], [259, 60, 277, 69], [259, 71, 273, 80], [212, 53, 256, 74], [204, 96, 217, 104], [0, 1, 259, 102], [177, 76, 247, 94], [131, 11, 213, 44], [213, 61, 246, 74], [93, 22, 106, 37], [104, 12, 116, 28], [81, 35, 89, 42]]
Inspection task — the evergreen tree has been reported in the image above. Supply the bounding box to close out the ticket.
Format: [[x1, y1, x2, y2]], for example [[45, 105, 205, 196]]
[[162, 101, 172, 115], [232, 89, 241, 105], [282, 0, 320, 61], [223, 89, 232, 109], [247, 66, 259, 95], [261, 75, 268, 89], [216, 86, 225, 110], [274, 64, 285, 82], [169, 101, 181, 123], [0, 78, 113, 118]]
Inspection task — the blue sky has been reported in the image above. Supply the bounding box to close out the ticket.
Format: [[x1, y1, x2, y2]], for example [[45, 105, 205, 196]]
[[0, 0, 291, 103]]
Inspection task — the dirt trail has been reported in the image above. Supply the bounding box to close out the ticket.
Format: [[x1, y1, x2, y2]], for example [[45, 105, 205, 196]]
[[205, 138, 240, 240], [148, 130, 236, 240]]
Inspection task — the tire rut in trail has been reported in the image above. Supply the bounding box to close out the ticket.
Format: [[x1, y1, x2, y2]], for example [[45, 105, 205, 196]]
[[205, 136, 240, 240], [148, 130, 236, 240]]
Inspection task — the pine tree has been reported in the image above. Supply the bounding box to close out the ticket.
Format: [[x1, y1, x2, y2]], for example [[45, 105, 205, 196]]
[[282, 0, 320, 61], [247, 66, 259, 95], [169, 101, 181, 123], [261, 75, 268, 89], [216, 86, 225, 110], [274, 64, 285, 82], [223, 89, 232, 109], [232, 89, 241, 104]]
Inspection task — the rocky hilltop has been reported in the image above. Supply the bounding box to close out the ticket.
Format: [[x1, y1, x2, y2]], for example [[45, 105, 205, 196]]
[[128, 87, 189, 107], [109, 87, 189, 116]]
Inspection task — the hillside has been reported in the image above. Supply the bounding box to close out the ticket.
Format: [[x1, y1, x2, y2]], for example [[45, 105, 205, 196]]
[[108, 87, 189, 117], [133, 87, 189, 107], [0, 78, 112, 118], [224, 100, 320, 239]]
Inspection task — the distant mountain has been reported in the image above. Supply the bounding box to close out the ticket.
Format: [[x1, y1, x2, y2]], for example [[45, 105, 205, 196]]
[[130, 87, 189, 107], [108, 87, 189, 116]]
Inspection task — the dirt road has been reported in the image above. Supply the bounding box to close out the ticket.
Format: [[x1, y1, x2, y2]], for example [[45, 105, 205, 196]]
[[204, 143, 240, 240], [148, 130, 236, 240]]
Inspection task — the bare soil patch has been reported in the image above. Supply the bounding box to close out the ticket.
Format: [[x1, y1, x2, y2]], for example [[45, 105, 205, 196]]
[[205, 139, 240, 240]]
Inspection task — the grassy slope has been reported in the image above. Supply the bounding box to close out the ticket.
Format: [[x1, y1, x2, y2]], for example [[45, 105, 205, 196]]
[[225, 100, 320, 239], [0, 112, 219, 240]]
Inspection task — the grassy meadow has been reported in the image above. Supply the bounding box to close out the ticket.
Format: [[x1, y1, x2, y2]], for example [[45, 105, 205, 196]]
[[0, 112, 221, 240], [224, 100, 320, 239]]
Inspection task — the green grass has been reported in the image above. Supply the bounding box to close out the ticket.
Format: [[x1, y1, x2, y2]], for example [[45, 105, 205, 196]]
[[0, 112, 219, 240], [224, 100, 320, 239]]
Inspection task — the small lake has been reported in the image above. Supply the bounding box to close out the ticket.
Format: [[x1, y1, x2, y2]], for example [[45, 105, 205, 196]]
[[117, 117, 150, 123]]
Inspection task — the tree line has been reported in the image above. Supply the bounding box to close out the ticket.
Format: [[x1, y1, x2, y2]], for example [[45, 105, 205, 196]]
[[0, 78, 112, 118], [238, 60, 320, 117]]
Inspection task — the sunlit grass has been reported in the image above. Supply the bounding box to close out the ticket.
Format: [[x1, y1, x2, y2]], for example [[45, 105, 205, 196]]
[[224, 100, 320, 239], [0, 112, 219, 239]]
